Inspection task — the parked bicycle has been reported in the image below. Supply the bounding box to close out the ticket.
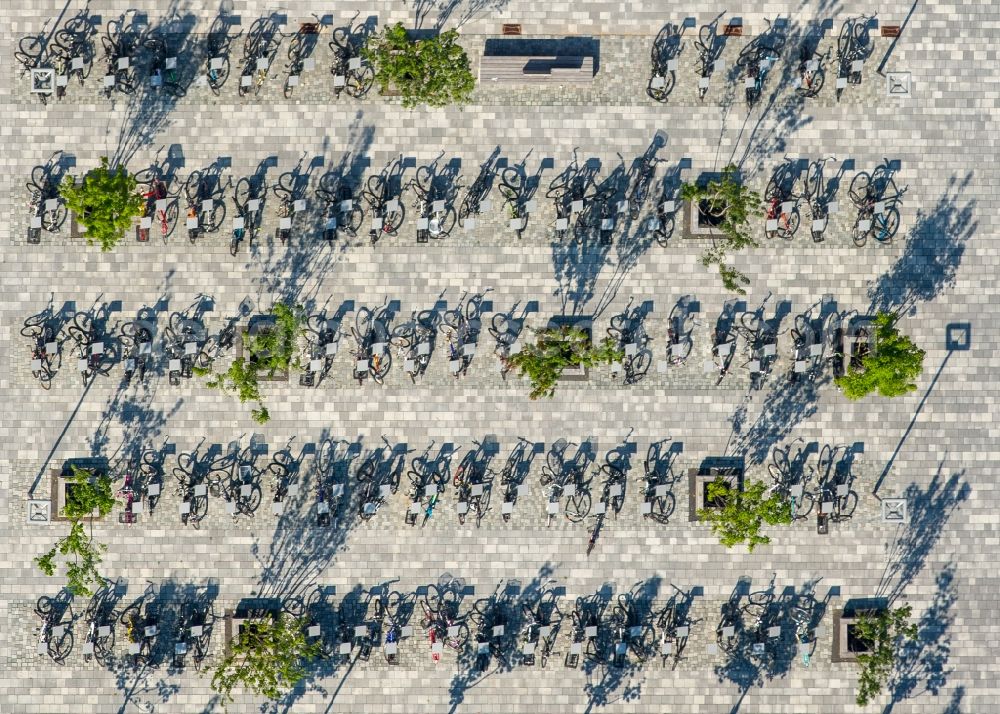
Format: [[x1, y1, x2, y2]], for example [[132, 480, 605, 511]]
[[317, 171, 365, 240], [205, 14, 240, 95], [351, 303, 392, 384], [836, 14, 876, 100], [647, 23, 684, 102], [35, 593, 74, 664], [362, 158, 406, 244], [330, 12, 374, 98]]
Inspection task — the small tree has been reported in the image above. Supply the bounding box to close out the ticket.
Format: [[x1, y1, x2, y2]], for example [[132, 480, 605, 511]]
[[854, 605, 918, 706], [35, 466, 116, 596], [508, 326, 623, 399], [59, 156, 143, 251], [362, 23, 475, 108], [836, 312, 925, 400], [680, 164, 763, 295], [210, 613, 322, 703], [696, 478, 791, 552], [205, 302, 303, 424]]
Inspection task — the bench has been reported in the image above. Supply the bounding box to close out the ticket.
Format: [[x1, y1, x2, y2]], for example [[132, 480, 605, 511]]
[[479, 55, 594, 84]]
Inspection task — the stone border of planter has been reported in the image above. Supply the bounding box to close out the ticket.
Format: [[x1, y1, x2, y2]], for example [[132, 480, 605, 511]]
[[224, 604, 280, 653], [547, 315, 594, 381], [235, 317, 290, 382], [832, 608, 874, 663], [684, 197, 727, 239], [50, 461, 109, 522], [688, 464, 742, 522]]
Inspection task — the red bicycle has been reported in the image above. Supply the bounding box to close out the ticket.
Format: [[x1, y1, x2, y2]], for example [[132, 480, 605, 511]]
[[765, 196, 799, 239]]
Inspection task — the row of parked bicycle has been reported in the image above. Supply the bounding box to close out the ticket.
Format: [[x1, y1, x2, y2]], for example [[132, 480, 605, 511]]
[[17, 9, 375, 103], [22, 290, 878, 391], [26, 144, 906, 249], [86, 428, 859, 542], [37, 575, 828, 671], [648, 15, 880, 105]]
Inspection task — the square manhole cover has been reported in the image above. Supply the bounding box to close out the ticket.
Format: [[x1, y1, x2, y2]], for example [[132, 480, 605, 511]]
[[882, 498, 907, 523], [28, 499, 51, 523], [887, 72, 911, 96]]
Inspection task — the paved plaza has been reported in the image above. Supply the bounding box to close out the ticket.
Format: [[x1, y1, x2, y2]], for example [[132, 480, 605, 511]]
[[1, 0, 996, 712]]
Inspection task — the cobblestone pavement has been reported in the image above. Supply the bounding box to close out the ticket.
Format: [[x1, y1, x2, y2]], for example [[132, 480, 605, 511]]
[[1, 0, 997, 712]]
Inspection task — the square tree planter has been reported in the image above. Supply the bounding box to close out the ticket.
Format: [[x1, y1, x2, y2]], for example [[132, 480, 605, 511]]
[[688, 460, 743, 522], [224, 602, 281, 653], [832, 608, 877, 663], [235, 316, 290, 383], [547, 315, 594, 382], [50, 459, 110, 522]]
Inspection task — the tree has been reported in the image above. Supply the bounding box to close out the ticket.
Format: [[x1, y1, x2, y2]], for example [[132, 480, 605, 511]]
[[696, 478, 791, 552], [204, 302, 303, 424], [210, 613, 322, 703], [508, 326, 623, 399], [854, 605, 919, 706], [680, 164, 764, 295], [59, 156, 143, 251], [362, 23, 475, 108], [836, 312, 925, 399], [35, 466, 116, 596]]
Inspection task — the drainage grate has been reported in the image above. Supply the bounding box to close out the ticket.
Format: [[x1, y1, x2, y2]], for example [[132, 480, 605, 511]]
[[723, 24, 743, 36], [502, 23, 522, 35], [881, 25, 900, 37], [300, 22, 320, 34]]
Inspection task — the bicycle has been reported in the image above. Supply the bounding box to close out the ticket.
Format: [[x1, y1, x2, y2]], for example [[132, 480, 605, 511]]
[[458, 154, 497, 224], [498, 166, 529, 238], [795, 43, 826, 97], [798, 155, 836, 242], [836, 14, 876, 100], [627, 152, 659, 221], [737, 42, 780, 109], [351, 304, 393, 384], [317, 171, 365, 240], [283, 21, 320, 99], [143, 33, 185, 97], [35, 594, 74, 664], [16, 21, 53, 77], [647, 24, 683, 102], [363, 166, 406, 244], [205, 15, 240, 95], [694, 20, 722, 101], [642, 439, 676, 523], [330, 11, 374, 98]]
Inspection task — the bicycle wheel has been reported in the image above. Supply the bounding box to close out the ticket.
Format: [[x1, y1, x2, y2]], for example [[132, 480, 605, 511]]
[[874, 207, 900, 242], [848, 172, 872, 206], [35, 595, 54, 617], [346, 66, 374, 97], [852, 214, 872, 247], [778, 210, 800, 240], [804, 163, 823, 202], [500, 167, 523, 193], [626, 349, 652, 383], [698, 24, 715, 50], [648, 492, 674, 523], [837, 19, 854, 60], [564, 491, 591, 522]]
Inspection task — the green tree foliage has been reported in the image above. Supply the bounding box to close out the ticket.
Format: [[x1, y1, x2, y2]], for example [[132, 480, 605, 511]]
[[204, 302, 304, 424], [210, 613, 322, 703], [362, 23, 475, 108], [854, 605, 919, 706], [681, 164, 763, 295], [59, 156, 143, 251], [35, 466, 115, 596], [836, 312, 926, 400], [696, 477, 791, 552], [508, 326, 623, 399]]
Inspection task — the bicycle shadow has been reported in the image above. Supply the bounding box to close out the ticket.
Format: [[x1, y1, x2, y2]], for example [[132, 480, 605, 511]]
[[866, 172, 976, 317], [875, 463, 969, 603], [882, 562, 957, 714]]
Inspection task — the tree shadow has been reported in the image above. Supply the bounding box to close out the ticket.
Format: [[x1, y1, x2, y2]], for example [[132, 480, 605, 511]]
[[251, 112, 375, 310], [883, 562, 957, 713], [876, 463, 969, 603], [867, 173, 976, 317], [407, 0, 511, 30], [109, 2, 198, 169], [727, 19, 815, 175]]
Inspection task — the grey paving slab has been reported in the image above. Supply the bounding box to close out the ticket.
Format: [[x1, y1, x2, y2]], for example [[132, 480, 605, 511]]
[[1, 0, 998, 712]]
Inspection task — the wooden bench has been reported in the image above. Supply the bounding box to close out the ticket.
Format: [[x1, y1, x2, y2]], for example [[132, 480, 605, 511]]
[[479, 55, 595, 84]]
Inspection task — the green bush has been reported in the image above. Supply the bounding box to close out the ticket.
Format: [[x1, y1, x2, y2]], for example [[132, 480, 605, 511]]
[[854, 605, 918, 706], [362, 23, 475, 108], [59, 156, 143, 251], [681, 164, 763, 295], [205, 302, 304, 424], [210, 613, 322, 702], [508, 326, 623, 399], [35, 466, 116, 596], [696, 477, 791, 552], [836, 312, 925, 399]]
